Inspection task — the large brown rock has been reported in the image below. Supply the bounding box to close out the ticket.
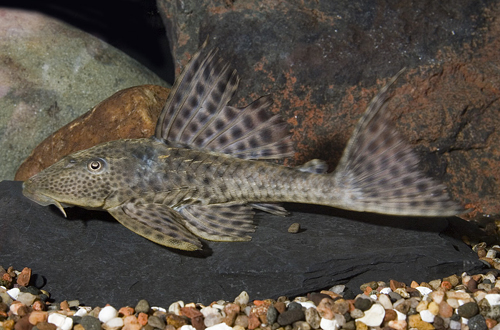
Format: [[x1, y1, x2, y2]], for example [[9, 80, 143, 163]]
[[15, 85, 170, 181], [157, 0, 500, 218]]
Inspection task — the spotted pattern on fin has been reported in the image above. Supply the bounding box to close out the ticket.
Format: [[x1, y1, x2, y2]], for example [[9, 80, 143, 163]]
[[178, 203, 256, 242], [333, 70, 464, 216], [154, 45, 293, 160], [108, 201, 203, 250]]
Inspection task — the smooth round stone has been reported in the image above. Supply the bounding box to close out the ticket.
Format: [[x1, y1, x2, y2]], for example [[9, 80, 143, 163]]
[[105, 317, 124, 328], [267, 305, 278, 325], [377, 294, 393, 309], [205, 323, 232, 330], [277, 308, 305, 326], [98, 306, 118, 323], [354, 298, 373, 311], [350, 309, 364, 319], [204, 313, 224, 328], [234, 291, 249, 306], [80, 315, 102, 330], [305, 308, 321, 329], [135, 300, 150, 314], [458, 302, 479, 318], [468, 314, 487, 330], [388, 292, 402, 302], [17, 292, 37, 306], [319, 317, 340, 330], [48, 313, 73, 330], [288, 223, 300, 233], [168, 301, 184, 315], [356, 304, 385, 327], [288, 302, 303, 311], [147, 315, 165, 329], [292, 321, 311, 330], [419, 310, 435, 323], [415, 287, 433, 296], [486, 294, 500, 306]]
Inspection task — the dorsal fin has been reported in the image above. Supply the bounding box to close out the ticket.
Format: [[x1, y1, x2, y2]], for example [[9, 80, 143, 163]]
[[154, 44, 293, 160]]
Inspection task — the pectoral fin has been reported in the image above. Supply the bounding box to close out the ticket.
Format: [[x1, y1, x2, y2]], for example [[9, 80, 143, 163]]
[[108, 202, 203, 251], [178, 203, 256, 242]]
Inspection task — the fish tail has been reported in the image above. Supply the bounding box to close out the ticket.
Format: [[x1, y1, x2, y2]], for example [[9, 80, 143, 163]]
[[330, 70, 465, 217]]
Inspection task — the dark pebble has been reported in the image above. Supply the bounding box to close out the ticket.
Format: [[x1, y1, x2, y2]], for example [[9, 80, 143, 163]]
[[148, 315, 166, 329], [80, 316, 101, 330], [267, 305, 278, 325], [72, 316, 82, 324], [0, 302, 8, 312], [135, 299, 150, 314], [30, 274, 47, 289], [287, 302, 302, 311], [14, 315, 32, 330], [388, 292, 402, 303], [33, 322, 56, 330], [308, 293, 332, 306], [39, 294, 49, 303], [277, 308, 305, 326], [451, 313, 461, 321], [354, 297, 373, 311], [468, 314, 487, 330], [458, 302, 479, 318], [434, 316, 445, 330]]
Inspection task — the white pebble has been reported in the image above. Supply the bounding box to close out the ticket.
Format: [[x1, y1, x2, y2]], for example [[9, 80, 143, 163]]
[[7, 288, 20, 300], [152, 306, 167, 313], [491, 323, 500, 330], [201, 306, 224, 318], [449, 320, 461, 330], [74, 308, 88, 317], [180, 326, 196, 330], [394, 309, 407, 321], [420, 310, 435, 323], [380, 287, 392, 295], [329, 285, 345, 295], [105, 317, 124, 328], [297, 301, 316, 309], [486, 294, 500, 306], [99, 305, 118, 323], [320, 317, 340, 330], [48, 313, 73, 330], [356, 303, 385, 327], [377, 294, 393, 309], [205, 323, 232, 330], [168, 301, 185, 315], [234, 291, 249, 305], [416, 287, 433, 296]]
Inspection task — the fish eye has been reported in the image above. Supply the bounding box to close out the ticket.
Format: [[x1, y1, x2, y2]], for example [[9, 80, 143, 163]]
[[86, 158, 107, 173]]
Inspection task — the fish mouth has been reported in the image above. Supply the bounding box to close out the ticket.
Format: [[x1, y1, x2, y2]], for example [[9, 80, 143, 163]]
[[22, 182, 68, 217]]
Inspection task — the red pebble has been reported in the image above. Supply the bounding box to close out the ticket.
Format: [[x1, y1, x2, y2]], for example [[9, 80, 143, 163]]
[[137, 313, 148, 326]]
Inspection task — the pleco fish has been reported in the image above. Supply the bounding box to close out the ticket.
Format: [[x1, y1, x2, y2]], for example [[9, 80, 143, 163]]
[[23, 45, 465, 251]]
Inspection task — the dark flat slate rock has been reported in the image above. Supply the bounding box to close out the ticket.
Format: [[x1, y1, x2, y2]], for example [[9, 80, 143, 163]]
[[0, 180, 485, 307]]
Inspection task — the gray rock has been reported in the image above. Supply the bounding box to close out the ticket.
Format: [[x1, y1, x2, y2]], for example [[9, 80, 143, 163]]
[[267, 305, 278, 325], [468, 314, 487, 330], [458, 302, 479, 318], [0, 9, 167, 180], [277, 308, 305, 326], [0, 180, 486, 307], [80, 316, 101, 330], [135, 299, 150, 314]]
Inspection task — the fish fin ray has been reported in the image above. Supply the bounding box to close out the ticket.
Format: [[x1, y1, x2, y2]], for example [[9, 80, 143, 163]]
[[250, 203, 290, 216], [332, 69, 464, 216], [179, 203, 256, 242], [108, 202, 202, 251], [154, 43, 293, 159], [297, 159, 328, 174]]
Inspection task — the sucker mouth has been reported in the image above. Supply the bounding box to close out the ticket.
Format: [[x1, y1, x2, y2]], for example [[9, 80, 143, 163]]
[[22, 182, 68, 217]]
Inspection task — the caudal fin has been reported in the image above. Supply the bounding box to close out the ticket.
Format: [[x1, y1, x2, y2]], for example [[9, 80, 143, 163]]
[[332, 71, 465, 217]]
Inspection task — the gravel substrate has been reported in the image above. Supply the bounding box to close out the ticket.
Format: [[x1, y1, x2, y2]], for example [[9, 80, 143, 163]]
[[2, 243, 500, 330]]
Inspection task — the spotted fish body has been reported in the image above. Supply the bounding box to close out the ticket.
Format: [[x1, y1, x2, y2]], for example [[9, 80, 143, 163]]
[[23, 46, 464, 251]]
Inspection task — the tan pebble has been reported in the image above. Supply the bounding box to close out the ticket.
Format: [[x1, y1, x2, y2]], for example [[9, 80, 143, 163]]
[[166, 314, 188, 328], [333, 299, 349, 315], [292, 321, 311, 330], [316, 298, 335, 320], [248, 314, 261, 330], [408, 314, 435, 330], [486, 318, 497, 328], [29, 311, 48, 325], [59, 300, 70, 311], [411, 281, 419, 288], [383, 309, 397, 322], [355, 320, 368, 330], [394, 288, 410, 298], [428, 280, 442, 290], [430, 290, 445, 304], [164, 325, 176, 330], [288, 223, 300, 233], [319, 291, 342, 300], [443, 275, 460, 287], [10, 302, 26, 315], [474, 290, 487, 303], [32, 301, 46, 311], [123, 316, 142, 330], [233, 326, 246, 330], [223, 310, 238, 326], [2, 319, 15, 330], [378, 294, 393, 309], [74, 324, 85, 330], [416, 301, 429, 312], [34, 322, 56, 330], [446, 298, 459, 309], [137, 312, 148, 326], [118, 306, 135, 316], [445, 291, 473, 300], [274, 302, 286, 314], [388, 320, 407, 330], [419, 282, 433, 290], [224, 303, 240, 315], [234, 314, 249, 328], [427, 302, 439, 315]]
